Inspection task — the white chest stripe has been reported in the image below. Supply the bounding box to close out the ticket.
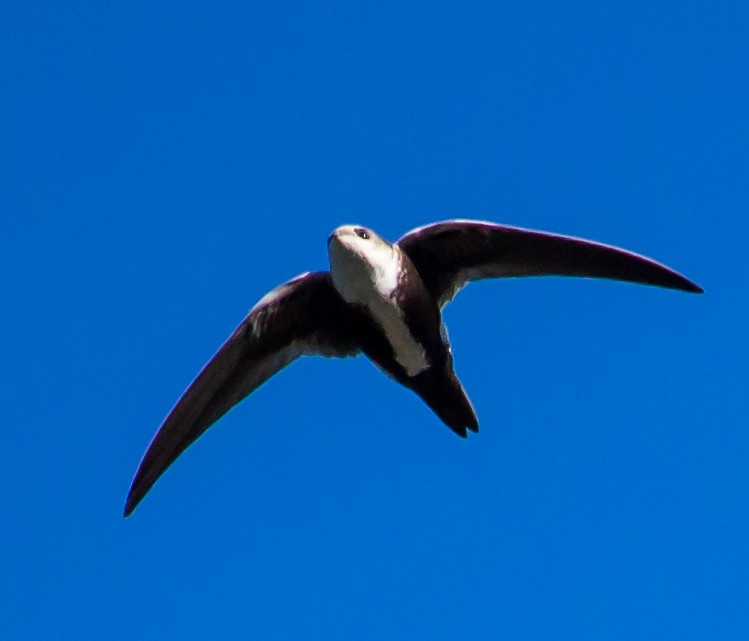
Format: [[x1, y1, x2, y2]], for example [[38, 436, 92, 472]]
[[363, 251, 428, 377], [368, 295, 429, 377]]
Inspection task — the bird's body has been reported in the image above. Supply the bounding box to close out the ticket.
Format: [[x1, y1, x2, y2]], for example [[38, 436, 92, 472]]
[[328, 225, 478, 434], [329, 226, 435, 380], [124, 220, 702, 516]]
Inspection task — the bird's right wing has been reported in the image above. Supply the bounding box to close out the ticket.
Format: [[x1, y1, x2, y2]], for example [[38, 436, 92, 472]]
[[124, 271, 357, 516], [398, 220, 703, 307]]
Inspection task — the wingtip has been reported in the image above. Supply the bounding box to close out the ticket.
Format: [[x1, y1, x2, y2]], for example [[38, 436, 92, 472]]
[[672, 278, 703, 294], [123, 493, 137, 518], [647, 269, 703, 294], [123, 478, 147, 518], [664, 267, 703, 293]]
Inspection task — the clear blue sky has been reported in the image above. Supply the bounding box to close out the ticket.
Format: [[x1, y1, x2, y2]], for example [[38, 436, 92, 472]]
[[1, 1, 746, 639]]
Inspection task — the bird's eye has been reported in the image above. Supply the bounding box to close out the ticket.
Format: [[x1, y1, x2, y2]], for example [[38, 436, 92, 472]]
[[354, 227, 370, 240]]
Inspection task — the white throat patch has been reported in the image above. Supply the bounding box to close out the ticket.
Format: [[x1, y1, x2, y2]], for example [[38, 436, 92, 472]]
[[328, 231, 399, 304], [328, 226, 429, 377]]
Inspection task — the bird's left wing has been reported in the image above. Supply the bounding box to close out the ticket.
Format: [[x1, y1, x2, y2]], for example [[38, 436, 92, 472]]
[[124, 271, 357, 516], [398, 220, 703, 307]]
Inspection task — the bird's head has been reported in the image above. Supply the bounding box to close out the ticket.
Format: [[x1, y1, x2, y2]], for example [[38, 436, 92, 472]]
[[328, 225, 399, 303]]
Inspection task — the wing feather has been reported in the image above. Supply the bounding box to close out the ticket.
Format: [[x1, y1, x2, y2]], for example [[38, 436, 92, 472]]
[[124, 271, 356, 516], [398, 220, 702, 307]]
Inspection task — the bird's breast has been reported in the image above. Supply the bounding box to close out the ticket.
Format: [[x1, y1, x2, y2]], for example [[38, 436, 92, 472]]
[[329, 241, 434, 377]]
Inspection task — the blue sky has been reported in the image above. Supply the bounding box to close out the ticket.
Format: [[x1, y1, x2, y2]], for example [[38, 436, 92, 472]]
[[1, 1, 747, 638]]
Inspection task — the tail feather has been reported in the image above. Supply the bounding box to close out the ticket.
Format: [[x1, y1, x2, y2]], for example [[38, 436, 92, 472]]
[[410, 366, 478, 437]]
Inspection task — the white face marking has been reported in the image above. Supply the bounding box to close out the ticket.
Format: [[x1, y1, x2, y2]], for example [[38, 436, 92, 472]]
[[328, 225, 429, 376]]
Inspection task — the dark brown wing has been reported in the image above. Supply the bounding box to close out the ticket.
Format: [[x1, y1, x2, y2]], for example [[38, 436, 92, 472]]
[[124, 271, 357, 516], [398, 220, 703, 307]]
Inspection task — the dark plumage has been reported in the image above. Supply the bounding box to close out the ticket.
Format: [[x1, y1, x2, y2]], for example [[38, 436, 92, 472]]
[[124, 220, 701, 516]]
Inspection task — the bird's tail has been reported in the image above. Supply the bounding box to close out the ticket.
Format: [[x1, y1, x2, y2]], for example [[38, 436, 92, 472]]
[[410, 366, 479, 438]]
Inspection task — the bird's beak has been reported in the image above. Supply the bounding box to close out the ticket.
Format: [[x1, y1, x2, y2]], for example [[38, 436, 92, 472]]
[[328, 228, 346, 246]]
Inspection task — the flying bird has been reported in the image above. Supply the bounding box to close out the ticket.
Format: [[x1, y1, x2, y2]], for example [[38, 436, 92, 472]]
[[124, 220, 702, 516]]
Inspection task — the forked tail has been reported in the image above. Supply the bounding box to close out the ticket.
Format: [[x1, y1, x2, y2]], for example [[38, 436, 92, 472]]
[[410, 365, 479, 437]]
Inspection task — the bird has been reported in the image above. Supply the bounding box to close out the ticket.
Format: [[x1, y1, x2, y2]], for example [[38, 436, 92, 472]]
[[124, 220, 702, 516]]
